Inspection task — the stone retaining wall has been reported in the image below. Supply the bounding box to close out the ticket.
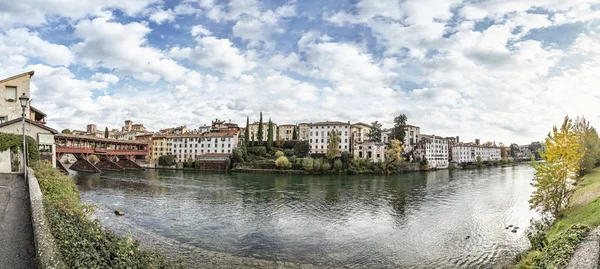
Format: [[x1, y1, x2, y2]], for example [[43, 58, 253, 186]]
[[567, 227, 600, 269], [27, 167, 67, 269]]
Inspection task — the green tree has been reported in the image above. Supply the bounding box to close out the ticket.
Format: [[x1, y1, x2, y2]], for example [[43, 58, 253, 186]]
[[275, 156, 291, 169], [302, 157, 314, 171], [61, 129, 72, 134], [274, 150, 284, 158], [367, 121, 382, 142], [104, 127, 109, 138], [529, 141, 543, 160], [326, 130, 341, 159], [257, 112, 264, 142], [244, 116, 250, 149], [293, 141, 310, 157], [333, 159, 343, 173], [292, 126, 298, 140], [510, 143, 519, 158], [391, 114, 407, 142], [476, 155, 483, 166], [267, 118, 274, 149], [574, 117, 600, 175], [530, 116, 583, 217], [158, 155, 176, 167]]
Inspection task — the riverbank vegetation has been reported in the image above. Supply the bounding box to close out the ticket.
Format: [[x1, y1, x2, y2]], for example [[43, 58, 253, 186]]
[[33, 161, 182, 268], [515, 116, 600, 268]]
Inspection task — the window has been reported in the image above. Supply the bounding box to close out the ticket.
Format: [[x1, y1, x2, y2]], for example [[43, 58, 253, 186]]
[[0, 116, 6, 124]]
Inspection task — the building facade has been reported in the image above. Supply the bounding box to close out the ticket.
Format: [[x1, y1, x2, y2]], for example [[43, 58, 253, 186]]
[[248, 122, 277, 142], [277, 124, 295, 141], [298, 123, 310, 141], [350, 122, 371, 144], [166, 132, 239, 162], [451, 143, 502, 163], [0, 71, 35, 123], [416, 134, 449, 168], [308, 121, 351, 155], [353, 141, 386, 162]]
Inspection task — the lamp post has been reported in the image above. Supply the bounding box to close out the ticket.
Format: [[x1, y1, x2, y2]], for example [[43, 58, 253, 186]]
[[19, 93, 29, 178]]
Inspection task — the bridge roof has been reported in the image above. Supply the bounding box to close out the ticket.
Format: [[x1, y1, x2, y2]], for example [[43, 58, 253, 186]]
[[55, 133, 149, 145]]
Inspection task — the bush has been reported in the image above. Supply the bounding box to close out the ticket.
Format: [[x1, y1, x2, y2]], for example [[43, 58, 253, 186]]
[[340, 152, 352, 169], [249, 146, 267, 156], [274, 150, 285, 158], [448, 164, 457, 170], [333, 159, 343, 172], [289, 156, 297, 164], [0, 133, 39, 164], [284, 149, 295, 157], [313, 158, 322, 172], [158, 155, 176, 166], [232, 148, 245, 164], [275, 156, 291, 169], [530, 224, 590, 269], [32, 162, 182, 268], [293, 141, 310, 158], [322, 161, 331, 172], [302, 157, 314, 171], [282, 140, 298, 149]]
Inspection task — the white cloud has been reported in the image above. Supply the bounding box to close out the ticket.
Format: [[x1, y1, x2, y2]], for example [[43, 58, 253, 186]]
[[0, 0, 160, 29], [190, 25, 212, 36], [0, 28, 74, 66], [149, 9, 175, 24], [90, 73, 120, 84], [72, 16, 191, 83], [190, 36, 255, 76]]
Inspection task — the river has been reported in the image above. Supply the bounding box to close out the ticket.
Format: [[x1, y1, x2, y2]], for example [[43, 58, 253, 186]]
[[74, 165, 537, 268]]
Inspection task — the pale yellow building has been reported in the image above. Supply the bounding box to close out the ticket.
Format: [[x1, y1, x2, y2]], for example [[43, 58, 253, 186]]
[[1, 71, 35, 123], [248, 121, 277, 142], [277, 124, 295, 141], [151, 135, 168, 163]]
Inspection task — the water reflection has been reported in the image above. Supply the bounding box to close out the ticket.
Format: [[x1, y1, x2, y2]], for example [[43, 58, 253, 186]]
[[74, 165, 537, 268]]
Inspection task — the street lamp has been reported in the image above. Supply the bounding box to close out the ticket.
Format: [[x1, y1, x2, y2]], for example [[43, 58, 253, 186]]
[[19, 93, 29, 177]]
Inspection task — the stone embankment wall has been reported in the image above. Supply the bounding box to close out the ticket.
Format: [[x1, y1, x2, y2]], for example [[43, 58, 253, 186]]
[[27, 167, 67, 268], [566, 227, 600, 269]]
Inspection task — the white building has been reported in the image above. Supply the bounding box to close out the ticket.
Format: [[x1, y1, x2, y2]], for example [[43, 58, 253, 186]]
[[416, 134, 449, 168], [166, 131, 239, 162], [354, 141, 386, 162], [451, 143, 502, 164], [309, 121, 351, 155]]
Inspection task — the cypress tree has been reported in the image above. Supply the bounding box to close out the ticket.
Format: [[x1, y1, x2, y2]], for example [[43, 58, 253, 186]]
[[257, 112, 264, 142], [292, 125, 298, 140], [267, 118, 274, 149], [245, 116, 250, 148], [104, 127, 109, 138]]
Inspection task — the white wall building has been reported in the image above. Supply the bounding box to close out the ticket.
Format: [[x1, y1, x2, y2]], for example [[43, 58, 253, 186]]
[[353, 141, 386, 162], [298, 123, 310, 141], [350, 122, 371, 143], [309, 121, 351, 155], [166, 131, 239, 162], [416, 134, 449, 168], [451, 143, 502, 163]]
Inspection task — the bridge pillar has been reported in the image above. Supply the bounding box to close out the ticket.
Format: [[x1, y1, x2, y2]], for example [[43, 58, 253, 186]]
[[70, 154, 101, 173], [116, 157, 142, 169], [95, 156, 125, 171]]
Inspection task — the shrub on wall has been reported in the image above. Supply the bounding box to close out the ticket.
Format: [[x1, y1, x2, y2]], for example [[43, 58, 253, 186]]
[[0, 133, 39, 164]]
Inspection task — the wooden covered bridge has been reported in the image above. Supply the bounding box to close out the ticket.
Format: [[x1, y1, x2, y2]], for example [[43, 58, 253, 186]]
[[54, 133, 149, 173]]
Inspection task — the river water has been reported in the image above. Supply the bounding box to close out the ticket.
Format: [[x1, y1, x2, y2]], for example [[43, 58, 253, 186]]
[[74, 165, 537, 268]]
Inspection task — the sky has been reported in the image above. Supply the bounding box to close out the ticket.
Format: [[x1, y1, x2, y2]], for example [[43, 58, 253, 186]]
[[1, 0, 600, 145]]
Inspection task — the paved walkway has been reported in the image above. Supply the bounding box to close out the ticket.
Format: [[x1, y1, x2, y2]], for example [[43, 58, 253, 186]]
[[0, 173, 35, 268]]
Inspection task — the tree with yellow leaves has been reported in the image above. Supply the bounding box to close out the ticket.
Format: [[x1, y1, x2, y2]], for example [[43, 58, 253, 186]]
[[385, 139, 404, 166], [530, 116, 583, 217]]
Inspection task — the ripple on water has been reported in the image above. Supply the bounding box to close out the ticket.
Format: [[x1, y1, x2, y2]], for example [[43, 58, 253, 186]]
[[75, 166, 538, 268]]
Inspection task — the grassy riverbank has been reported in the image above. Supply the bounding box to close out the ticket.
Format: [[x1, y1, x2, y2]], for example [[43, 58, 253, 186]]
[[514, 167, 600, 268], [33, 161, 183, 268]]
